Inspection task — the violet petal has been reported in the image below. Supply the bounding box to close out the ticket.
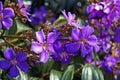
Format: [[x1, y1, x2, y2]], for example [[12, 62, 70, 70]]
[[4, 48, 15, 60]]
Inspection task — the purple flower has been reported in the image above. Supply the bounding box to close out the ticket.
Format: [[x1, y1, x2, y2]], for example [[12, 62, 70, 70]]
[[98, 30, 111, 53], [107, 0, 120, 21], [31, 30, 59, 63], [87, 0, 120, 27], [101, 54, 117, 72], [87, 1, 113, 27], [0, 1, 14, 30], [62, 10, 81, 28], [114, 27, 120, 43], [87, 2, 109, 19], [52, 41, 77, 64], [65, 26, 98, 57], [0, 48, 29, 78], [18, 0, 30, 21], [30, 6, 48, 25]]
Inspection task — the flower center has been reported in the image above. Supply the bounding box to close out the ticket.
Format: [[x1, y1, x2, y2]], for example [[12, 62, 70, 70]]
[[80, 38, 87, 44], [61, 52, 68, 60], [11, 59, 18, 65], [42, 43, 48, 50], [107, 61, 113, 67], [0, 13, 3, 21]]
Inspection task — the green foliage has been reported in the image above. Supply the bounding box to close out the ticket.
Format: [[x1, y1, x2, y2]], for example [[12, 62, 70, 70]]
[[61, 65, 74, 80], [81, 64, 104, 80], [50, 69, 62, 80]]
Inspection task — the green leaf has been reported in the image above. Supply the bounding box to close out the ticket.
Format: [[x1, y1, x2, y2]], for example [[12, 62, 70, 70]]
[[81, 64, 104, 80], [0, 69, 2, 78], [7, 20, 18, 35], [42, 59, 54, 73], [6, 20, 31, 35], [61, 65, 74, 80], [16, 68, 28, 80], [53, 15, 67, 28], [16, 20, 32, 33], [50, 69, 62, 80]]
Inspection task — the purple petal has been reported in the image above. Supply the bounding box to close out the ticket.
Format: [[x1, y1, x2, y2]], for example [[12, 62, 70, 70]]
[[47, 32, 58, 43], [87, 35, 97, 46], [71, 28, 81, 40], [18, 0, 24, 8], [48, 44, 55, 53], [80, 44, 92, 57], [36, 30, 45, 43], [51, 53, 61, 61], [0, 2, 3, 11], [3, 8, 15, 18], [94, 45, 100, 52], [4, 48, 15, 60], [31, 42, 43, 54], [88, 11, 97, 18], [62, 57, 71, 64], [9, 66, 19, 78], [104, 7, 110, 14], [65, 42, 80, 53], [0, 60, 11, 70], [53, 41, 63, 53], [2, 18, 13, 30], [20, 8, 26, 13], [62, 10, 68, 20], [17, 62, 29, 72], [0, 22, 2, 29], [82, 26, 94, 37], [40, 51, 50, 63], [86, 55, 92, 63], [114, 27, 120, 43], [16, 52, 27, 62], [87, 5, 94, 13]]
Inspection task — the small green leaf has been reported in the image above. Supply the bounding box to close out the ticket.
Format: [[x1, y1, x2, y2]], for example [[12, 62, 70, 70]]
[[81, 64, 104, 80], [16, 20, 32, 33], [61, 65, 74, 80], [50, 69, 62, 80], [16, 68, 28, 80], [42, 59, 54, 73], [53, 15, 67, 28]]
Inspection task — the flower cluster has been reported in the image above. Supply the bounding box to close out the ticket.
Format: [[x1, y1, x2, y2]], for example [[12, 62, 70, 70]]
[[0, 0, 120, 79], [87, 0, 120, 27], [30, 6, 48, 25]]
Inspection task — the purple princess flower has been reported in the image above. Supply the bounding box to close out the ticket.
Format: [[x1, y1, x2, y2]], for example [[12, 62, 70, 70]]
[[98, 30, 111, 53], [107, 0, 120, 21], [62, 10, 80, 28], [31, 30, 59, 63], [65, 26, 98, 57], [18, 0, 31, 21], [30, 6, 48, 25], [0, 48, 29, 78], [0, 1, 14, 30], [101, 54, 117, 72], [52, 41, 78, 64]]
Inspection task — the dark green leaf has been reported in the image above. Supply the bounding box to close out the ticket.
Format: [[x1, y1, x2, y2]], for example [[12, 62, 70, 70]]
[[42, 59, 54, 73], [81, 64, 104, 80], [50, 69, 62, 80], [61, 65, 74, 80]]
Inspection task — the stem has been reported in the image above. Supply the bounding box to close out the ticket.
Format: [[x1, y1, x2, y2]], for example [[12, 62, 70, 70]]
[[2, 37, 15, 47], [0, 30, 23, 49], [3, 35, 25, 39], [0, 30, 5, 37]]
